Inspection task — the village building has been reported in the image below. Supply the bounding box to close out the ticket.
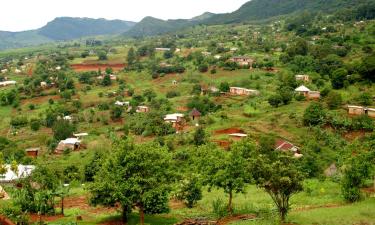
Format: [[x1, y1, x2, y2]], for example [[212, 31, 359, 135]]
[[202, 51, 212, 57], [214, 55, 222, 60], [230, 47, 238, 52], [172, 80, 178, 85], [73, 133, 88, 138], [175, 48, 181, 53], [295, 85, 310, 96], [164, 113, 185, 128], [40, 81, 48, 88], [229, 133, 248, 139], [115, 101, 130, 107], [1, 69, 8, 74], [230, 56, 254, 67], [14, 69, 22, 74], [25, 148, 40, 158], [136, 106, 150, 113], [0, 186, 10, 200], [63, 115, 73, 121], [0, 81, 16, 87], [307, 91, 321, 99], [155, 48, 171, 52], [367, 108, 375, 118], [230, 87, 259, 96], [55, 138, 81, 154], [348, 105, 366, 116], [97, 74, 117, 80], [190, 108, 201, 120], [275, 139, 303, 158], [295, 74, 310, 82], [0, 165, 35, 183]]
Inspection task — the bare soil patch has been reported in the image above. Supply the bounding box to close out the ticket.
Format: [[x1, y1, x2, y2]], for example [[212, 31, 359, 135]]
[[215, 128, 245, 135], [71, 63, 125, 72], [217, 214, 257, 225], [29, 214, 65, 223]]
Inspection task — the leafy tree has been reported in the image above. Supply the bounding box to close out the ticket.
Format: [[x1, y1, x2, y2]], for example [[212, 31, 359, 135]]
[[89, 141, 174, 224], [360, 54, 375, 81], [278, 87, 294, 105], [193, 127, 207, 146], [102, 74, 112, 86], [331, 68, 348, 89], [97, 51, 107, 60], [251, 153, 304, 222], [268, 94, 283, 108], [303, 102, 326, 126], [110, 106, 124, 121], [219, 82, 230, 92], [326, 91, 343, 109], [198, 142, 254, 213], [127, 47, 136, 66], [175, 176, 202, 208], [52, 120, 76, 141], [143, 89, 157, 102]]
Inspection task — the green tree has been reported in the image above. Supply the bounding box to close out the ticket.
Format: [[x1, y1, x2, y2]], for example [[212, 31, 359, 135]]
[[331, 68, 348, 89], [251, 153, 304, 222], [52, 120, 76, 141], [89, 141, 174, 224], [326, 91, 343, 109], [193, 127, 207, 146], [360, 54, 375, 81], [102, 74, 112, 86], [303, 102, 326, 126], [176, 176, 202, 208], [127, 47, 136, 66], [268, 94, 283, 108], [219, 82, 230, 92]]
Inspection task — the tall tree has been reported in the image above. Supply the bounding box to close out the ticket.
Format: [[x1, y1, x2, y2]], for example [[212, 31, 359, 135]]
[[89, 140, 174, 224], [127, 47, 136, 66]]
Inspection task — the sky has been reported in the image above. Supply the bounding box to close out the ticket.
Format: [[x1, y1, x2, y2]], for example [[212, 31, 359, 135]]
[[0, 0, 249, 32]]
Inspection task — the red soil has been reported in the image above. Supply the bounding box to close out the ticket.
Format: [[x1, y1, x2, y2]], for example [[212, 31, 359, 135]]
[[217, 214, 257, 225], [215, 128, 245, 135], [211, 140, 231, 149], [29, 214, 65, 223], [71, 63, 125, 72], [0, 215, 16, 225]]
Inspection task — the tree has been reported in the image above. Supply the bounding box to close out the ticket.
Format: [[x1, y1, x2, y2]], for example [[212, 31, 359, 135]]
[[341, 152, 374, 202], [143, 89, 157, 102], [303, 102, 326, 126], [97, 51, 107, 60], [52, 120, 76, 141], [251, 153, 304, 222], [127, 47, 136, 66], [193, 127, 207, 146], [219, 82, 230, 92], [278, 87, 294, 105], [102, 74, 112, 86], [89, 141, 174, 224], [110, 106, 124, 121], [331, 68, 348, 89], [198, 142, 254, 214], [268, 95, 283, 108], [326, 91, 343, 109], [360, 54, 375, 81], [176, 176, 202, 208]]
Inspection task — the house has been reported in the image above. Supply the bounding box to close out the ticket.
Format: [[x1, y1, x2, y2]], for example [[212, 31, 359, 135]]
[[97, 74, 117, 80], [136, 106, 150, 113], [55, 138, 81, 153], [55, 66, 61, 70], [230, 56, 254, 67], [0, 165, 35, 183], [275, 139, 303, 158], [0, 186, 10, 200], [1, 69, 8, 74], [230, 87, 259, 96], [202, 51, 211, 57], [155, 48, 171, 52], [73, 133, 88, 138], [367, 108, 375, 118], [40, 81, 48, 88], [175, 48, 181, 53], [348, 105, 365, 116], [115, 101, 130, 107], [172, 80, 178, 85], [0, 81, 16, 87], [295, 85, 311, 97], [230, 47, 238, 52], [25, 148, 40, 158], [307, 91, 321, 100], [164, 113, 185, 128], [190, 108, 201, 120], [295, 75, 310, 82], [229, 133, 248, 139], [214, 55, 222, 60], [63, 115, 73, 121], [14, 69, 22, 74]]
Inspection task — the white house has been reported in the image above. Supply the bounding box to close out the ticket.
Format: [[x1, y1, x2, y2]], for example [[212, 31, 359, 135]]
[[164, 113, 185, 128], [56, 138, 81, 153], [155, 48, 171, 51], [115, 101, 130, 107], [0, 81, 16, 87], [0, 165, 35, 183]]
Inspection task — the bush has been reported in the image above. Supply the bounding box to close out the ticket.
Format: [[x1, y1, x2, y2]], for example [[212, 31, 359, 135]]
[[212, 198, 228, 219], [326, 92, 342, 109], [175, 177, 202, 208], [29, 119, 41, 131], [166, 91, 180, 98], [268, 95, 283, 107], [303, 102, 326, 126], [10, 117, 28, 128]]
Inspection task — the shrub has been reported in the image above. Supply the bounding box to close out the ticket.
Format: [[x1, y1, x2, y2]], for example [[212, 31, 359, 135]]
[[175, 177, 202, 208], [29, 119, 41, 131], [303, 102, 326, 126], [166, 91, 180, 98], [10, 117, 28, 128], [326, 92, 343, 109]]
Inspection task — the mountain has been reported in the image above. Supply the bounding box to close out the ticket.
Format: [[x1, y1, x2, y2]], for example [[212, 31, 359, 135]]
[[0, 17, 136, 50], [38, 17, 136, 41], [204, 0, 374, 24], [124, 12, 215, 37]]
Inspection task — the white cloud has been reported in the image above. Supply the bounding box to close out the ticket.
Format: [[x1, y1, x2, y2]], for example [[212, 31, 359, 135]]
[[0, 0, 249, 31]]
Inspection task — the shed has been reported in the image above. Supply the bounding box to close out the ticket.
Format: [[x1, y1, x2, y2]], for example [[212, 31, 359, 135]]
[[190, 108, 201, 120], [25, 148, 40, 158], [230, 87, 259, 96], [275, 139, 302, 158], [55, 138, 81, 153], [295, 85, 311, 96], [295, 75, 310, 82], [348, 105, 365, 116], [0, 165, 35, 183], [136, 106, 150, 113]]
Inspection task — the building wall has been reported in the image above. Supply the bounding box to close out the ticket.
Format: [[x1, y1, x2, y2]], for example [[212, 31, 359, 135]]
[[367, 110, 375, 118], [348, 108, 365, 115]]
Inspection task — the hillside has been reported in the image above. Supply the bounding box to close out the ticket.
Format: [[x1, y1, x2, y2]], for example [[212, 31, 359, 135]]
[[38, 17, 136, 40], [0, 17, 136, 50], [204, 0, 375, 24]]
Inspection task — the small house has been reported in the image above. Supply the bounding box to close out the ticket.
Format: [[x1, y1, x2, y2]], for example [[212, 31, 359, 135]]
[[55, 138, 81, 153], [230, 56, 254, 67], [155, 48, 171, 52], [275, 139, 303, 158], [97, 74, 117, 80], [73, 133, 88, 138], [1, 69, 8, 74], [295, 85, 311, 97], [0, 81, 16, 87], [0, 165, 35, 183], [230, 47, 238, 52], [202, 51, 211, 57], [366, 108, 375, 118], [14, 69, 22, 74], [295, 75, 310, 82], [115, 101, 130, 107], [136, 106, 150, 113], [164, 113, 185, 128], [63, 115, 73, 121], [229, 133, 248, 139], [348, 105, 365, 116], [214, 55, 222, 60], [40, 81, 48, 88], [190, 108, 201, 120], [307, 91, 321, 100], [25, 148, 40, 158], [230, 87, 259, 96], [172, 80, 178, 85]]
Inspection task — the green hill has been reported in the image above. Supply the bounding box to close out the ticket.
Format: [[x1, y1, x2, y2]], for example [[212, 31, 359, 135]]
[[0, 30, 53, 50], [204, 0, 375, 24], [38, 17, 136, 40]]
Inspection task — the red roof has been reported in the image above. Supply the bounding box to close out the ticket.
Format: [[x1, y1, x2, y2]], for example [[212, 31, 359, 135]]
[[275, 139, 295, 151], [190, 108, 202, 117]]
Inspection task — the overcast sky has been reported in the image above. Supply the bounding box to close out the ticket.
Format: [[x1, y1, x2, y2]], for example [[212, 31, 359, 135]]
[[0, 0, 249, 32]]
